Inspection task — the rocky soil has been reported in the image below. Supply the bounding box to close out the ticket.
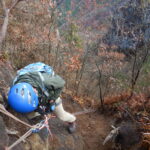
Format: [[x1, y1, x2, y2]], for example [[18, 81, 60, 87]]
[[0, 61, 113, 150], [0, 61, 148, 150]]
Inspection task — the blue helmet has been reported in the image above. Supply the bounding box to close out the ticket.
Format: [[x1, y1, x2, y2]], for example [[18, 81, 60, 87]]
[[8, 82, 39, 113]]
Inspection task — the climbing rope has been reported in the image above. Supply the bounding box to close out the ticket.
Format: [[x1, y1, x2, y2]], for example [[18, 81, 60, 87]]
[[0, 104, 33, 128], [0, 104, 54, 150], [6, 129, 32, 150], [0, 103, 96, 150], [6, 115, 54, 150]]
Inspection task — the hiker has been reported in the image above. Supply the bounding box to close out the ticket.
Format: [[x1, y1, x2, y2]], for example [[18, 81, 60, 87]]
[[7, 62, 76, 133]]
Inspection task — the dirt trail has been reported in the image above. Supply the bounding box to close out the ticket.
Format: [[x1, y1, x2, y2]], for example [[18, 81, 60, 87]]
[[62, 94, 113, 150], [77, 111, 113, 150]]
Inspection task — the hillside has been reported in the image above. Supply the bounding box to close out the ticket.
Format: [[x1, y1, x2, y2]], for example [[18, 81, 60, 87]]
[[0, 0, 150, 150], [0, 61, 112, 150]]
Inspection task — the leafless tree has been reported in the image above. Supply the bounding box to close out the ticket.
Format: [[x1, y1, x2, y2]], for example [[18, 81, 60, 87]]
[[0, 0, 25, 49], [129, 45, 149, 99], [95, 61, 105, 110]]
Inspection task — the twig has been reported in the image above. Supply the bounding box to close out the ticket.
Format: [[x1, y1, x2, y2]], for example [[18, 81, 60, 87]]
[[95, 61, 104, 110], [143, 133, 150, 135], [0, 0, 25, 47], [9, 0, 24, 12], [6, 128, 19, 135], [73, 109, 96, 116]]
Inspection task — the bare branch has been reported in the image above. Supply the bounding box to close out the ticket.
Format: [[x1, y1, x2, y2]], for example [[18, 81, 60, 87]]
[[129, 46, 149, 99], [0, 0, 25, 48], [143, 133, 150, 135], [0, 0, 6, 10], [9, 0, 23, 11], [103, 126, 119, 145], [0, 0, 10, 46], [95, 61, 104, 110]]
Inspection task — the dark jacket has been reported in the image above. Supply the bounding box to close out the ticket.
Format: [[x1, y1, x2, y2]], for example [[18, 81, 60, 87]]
[[13, 72, 65, 113]]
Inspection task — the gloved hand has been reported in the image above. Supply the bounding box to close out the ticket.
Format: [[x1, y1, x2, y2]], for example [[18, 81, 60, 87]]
[[67, 122, 76, 134], [49, 100, 56, 112], [44, 100, 56, 114]]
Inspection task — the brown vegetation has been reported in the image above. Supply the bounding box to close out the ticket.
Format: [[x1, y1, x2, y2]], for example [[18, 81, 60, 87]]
[[0, 0, 150, 149]]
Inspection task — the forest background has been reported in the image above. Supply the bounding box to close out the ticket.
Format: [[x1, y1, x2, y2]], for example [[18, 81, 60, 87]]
[[0, 0, 150, 117]]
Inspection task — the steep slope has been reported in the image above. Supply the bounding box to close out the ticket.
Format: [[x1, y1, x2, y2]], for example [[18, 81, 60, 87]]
[[0, 61, 112, 150]]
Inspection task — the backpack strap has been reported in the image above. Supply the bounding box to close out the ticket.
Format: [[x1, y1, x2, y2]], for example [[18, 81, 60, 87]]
[[13, 72, 50, 98], [13, 62, 55, 98], [37, 72, 50, 97]]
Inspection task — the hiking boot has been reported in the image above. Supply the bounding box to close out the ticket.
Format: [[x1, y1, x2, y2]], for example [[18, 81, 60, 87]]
[[67, 122, 76, 134]]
